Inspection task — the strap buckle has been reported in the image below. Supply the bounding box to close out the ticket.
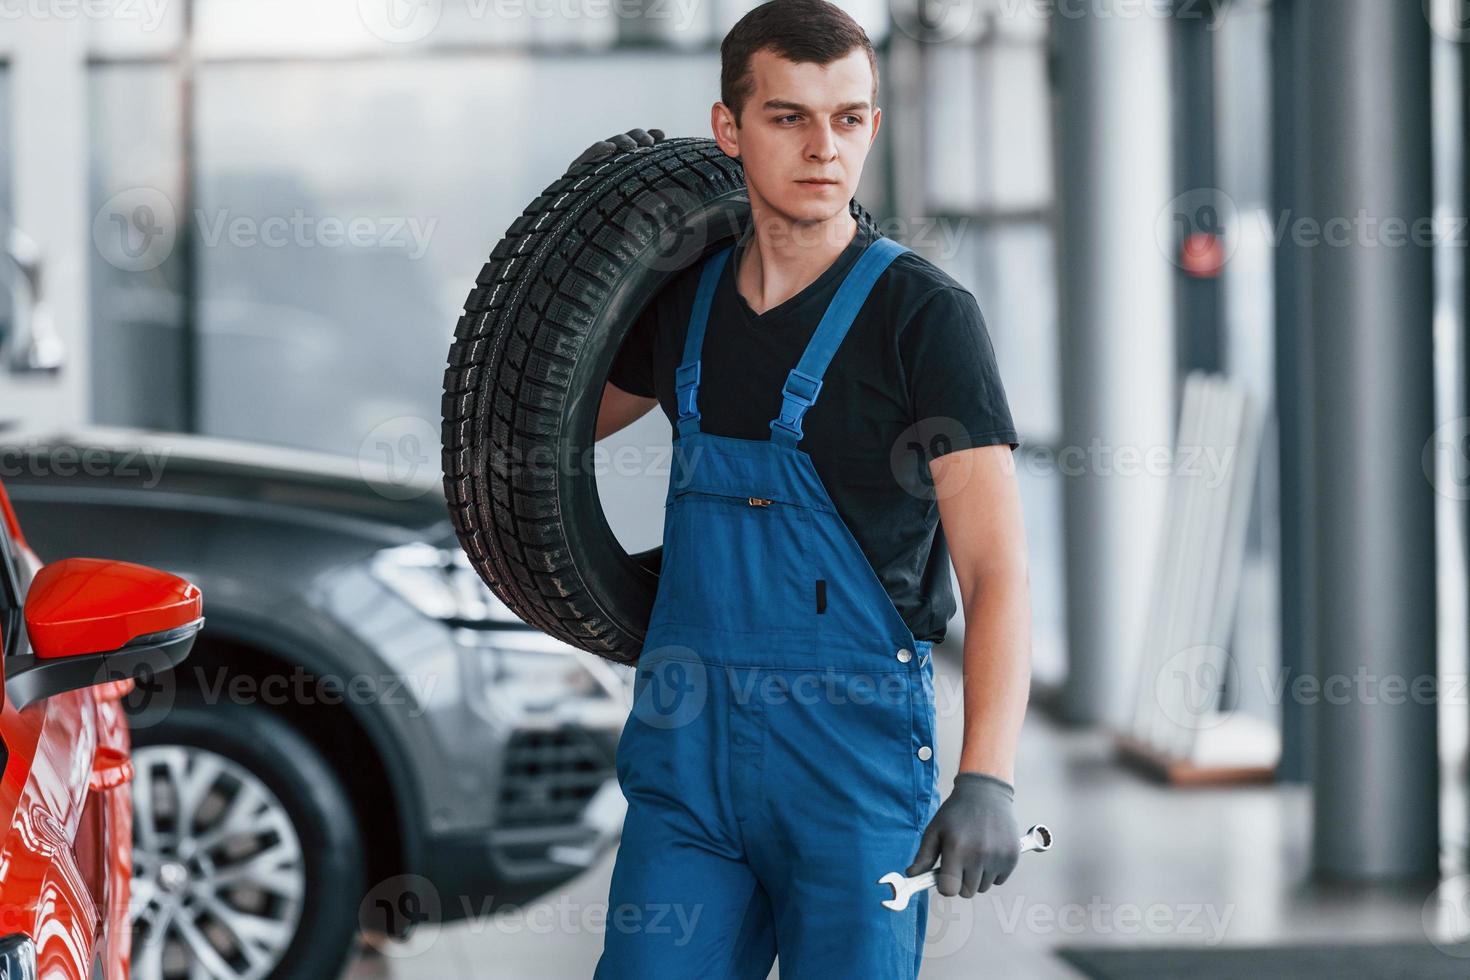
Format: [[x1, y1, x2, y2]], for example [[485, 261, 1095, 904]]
[[770, 368, 823, 440], [675, 361, 701, 421]]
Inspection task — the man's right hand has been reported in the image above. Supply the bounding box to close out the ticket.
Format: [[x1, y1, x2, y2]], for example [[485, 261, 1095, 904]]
[[572, 128, 667, 168]]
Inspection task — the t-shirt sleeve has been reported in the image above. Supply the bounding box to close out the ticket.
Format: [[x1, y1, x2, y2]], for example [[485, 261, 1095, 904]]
[[897, 286, 1020, 459], [607, 303, 657, 398]]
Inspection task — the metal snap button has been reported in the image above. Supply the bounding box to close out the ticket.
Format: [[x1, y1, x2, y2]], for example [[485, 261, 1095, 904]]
[[896, 648, 913, 663], [917, 745, 933, 761]]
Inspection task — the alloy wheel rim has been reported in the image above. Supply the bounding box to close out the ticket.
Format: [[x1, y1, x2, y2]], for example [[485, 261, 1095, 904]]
[[129, 745, 306, 980]]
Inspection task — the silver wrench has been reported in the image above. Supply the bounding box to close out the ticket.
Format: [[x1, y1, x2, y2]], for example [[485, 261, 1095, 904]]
[[878, 823, 1053, 911]]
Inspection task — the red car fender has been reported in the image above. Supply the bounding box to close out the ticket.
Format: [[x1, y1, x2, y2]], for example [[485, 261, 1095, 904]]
[[0, 691, 105, 979]]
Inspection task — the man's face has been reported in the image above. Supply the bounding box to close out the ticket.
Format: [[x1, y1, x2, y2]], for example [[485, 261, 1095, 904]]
[[715, 46, 880, 240]]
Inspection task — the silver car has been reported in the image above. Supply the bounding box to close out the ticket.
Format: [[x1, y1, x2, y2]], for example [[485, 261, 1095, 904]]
[[0, 424, 630, 980]]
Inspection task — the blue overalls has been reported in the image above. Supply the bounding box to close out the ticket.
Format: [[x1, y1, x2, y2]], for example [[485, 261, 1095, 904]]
[[596, 234, 941, 979]]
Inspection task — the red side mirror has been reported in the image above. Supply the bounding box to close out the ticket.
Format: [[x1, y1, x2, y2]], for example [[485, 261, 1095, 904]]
[[6, 558, 203, 709], [24, 557, 201, 658]]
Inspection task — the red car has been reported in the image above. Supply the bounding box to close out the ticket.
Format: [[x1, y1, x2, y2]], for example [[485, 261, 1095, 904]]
[[0, 479, 201, 979]]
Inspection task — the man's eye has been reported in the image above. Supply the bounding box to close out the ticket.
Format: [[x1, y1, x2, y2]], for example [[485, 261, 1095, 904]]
[[777, 115, 800, 124], [842, 115, 863, 125]]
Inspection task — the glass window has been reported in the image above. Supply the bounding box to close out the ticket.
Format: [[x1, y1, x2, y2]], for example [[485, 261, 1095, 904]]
[[923, 39, 1051, 214], [88, 65, 188, 430], [87, 2, 184, 58], [922, 221, 1060, 445], [192, 51, 720, 455]]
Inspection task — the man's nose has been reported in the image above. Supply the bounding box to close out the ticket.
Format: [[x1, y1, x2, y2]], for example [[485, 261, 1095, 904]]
[[806, 124, 839, 161]]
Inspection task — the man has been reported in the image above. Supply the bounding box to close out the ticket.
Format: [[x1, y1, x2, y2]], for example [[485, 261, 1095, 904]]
[[592, 1, 1031, 975]]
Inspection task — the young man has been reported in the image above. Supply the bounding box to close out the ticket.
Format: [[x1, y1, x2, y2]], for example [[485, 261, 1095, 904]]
[[593, 1, 1031, 975]]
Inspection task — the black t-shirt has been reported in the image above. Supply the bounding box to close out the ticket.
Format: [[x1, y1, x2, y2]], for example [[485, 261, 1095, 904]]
[[608, 221, 1019, 643]]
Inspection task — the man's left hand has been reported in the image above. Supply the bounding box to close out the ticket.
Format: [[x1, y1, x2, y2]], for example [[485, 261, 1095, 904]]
[[906, 771, 1020, 897]]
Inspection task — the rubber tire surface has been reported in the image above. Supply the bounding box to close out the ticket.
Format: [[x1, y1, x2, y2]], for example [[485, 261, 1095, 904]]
[[441, 136, 880, 663], [128, 696, 366, 980]]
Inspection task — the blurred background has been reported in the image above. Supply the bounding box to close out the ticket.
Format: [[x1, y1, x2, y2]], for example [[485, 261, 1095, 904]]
[[1, 0, 1468, 977]]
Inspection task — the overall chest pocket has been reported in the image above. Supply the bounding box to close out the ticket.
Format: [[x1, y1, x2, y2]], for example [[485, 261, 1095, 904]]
[[655, 489, 819, 636]]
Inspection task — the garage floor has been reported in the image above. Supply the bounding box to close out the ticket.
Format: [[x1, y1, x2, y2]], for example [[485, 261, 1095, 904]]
[[341, 639, 1446, 979]]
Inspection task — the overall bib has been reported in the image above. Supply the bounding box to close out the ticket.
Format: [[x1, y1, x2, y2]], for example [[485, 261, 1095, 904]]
[[595, 235, 942, 979]]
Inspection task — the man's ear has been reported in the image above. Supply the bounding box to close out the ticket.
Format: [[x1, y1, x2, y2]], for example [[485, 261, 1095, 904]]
[[711, 102, 741, 160]]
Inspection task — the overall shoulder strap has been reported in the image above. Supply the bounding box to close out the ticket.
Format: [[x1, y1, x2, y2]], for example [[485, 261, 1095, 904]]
[[674, 245, 733, 439], [769, 235, 910, 447]]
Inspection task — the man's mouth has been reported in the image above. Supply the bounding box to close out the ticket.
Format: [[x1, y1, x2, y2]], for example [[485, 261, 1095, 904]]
[[797, 178, 839, 184]]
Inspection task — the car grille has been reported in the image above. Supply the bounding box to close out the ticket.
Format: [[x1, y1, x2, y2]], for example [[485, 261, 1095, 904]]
[[498, 726, 611, 828]]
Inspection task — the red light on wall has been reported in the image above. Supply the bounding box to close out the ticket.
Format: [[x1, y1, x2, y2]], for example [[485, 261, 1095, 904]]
[[1181, 232, 1226, 278]]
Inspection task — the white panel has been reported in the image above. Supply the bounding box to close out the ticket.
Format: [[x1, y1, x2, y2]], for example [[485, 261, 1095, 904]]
[[921, 41, 979, 213], [977, 41, 1051, 209], [192, 52, 721, 455], [87, 0, 185, 57]]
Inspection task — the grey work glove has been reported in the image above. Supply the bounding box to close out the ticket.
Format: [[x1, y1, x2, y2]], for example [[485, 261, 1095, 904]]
[[571, 127, 667, 168], [906, 771, 1020, 897]]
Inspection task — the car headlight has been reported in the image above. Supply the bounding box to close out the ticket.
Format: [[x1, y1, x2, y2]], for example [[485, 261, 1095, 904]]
[[0, 934, 37, 980], [453, 628, 630, 722], [371, 542, 524, 627]]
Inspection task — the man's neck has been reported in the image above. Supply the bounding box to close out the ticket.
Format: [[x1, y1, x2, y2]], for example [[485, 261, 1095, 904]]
[[735, 209, 858, 317]]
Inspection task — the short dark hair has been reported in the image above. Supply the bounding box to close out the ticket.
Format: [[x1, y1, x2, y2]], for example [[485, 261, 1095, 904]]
[[720, 0, 879, 128]]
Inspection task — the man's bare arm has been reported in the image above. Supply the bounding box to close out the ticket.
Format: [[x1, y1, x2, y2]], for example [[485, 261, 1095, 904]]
[[596, 381, 658, 441], [930, 443, 1032, 783]]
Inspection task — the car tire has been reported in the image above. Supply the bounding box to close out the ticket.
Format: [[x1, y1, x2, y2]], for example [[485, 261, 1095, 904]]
[[442, 135, 882, 663], [128, 696, 365, 980]]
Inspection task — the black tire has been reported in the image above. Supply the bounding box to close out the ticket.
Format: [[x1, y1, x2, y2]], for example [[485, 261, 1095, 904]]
[[441, 135, 880, 663], [128, 697, 366, 980]]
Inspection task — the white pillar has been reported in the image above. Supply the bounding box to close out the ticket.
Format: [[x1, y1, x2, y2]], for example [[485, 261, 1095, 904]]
[[1052, 1, 1177, 726], [0, 17, 90, 428]]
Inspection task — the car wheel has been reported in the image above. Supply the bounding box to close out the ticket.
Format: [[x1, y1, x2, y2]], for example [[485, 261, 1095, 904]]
[[128, 697, 365, 980], [442, 135, 881, 663]]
